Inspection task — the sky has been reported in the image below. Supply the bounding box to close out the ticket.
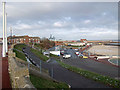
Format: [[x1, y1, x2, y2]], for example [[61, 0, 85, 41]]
[[0, 2, 118, 40]]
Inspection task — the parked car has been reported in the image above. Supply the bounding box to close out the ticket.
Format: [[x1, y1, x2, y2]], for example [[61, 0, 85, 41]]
[[78, 53, 83, 57], [75, 52, 79, 55], [60, 50, 64, 55], [63, 53, 71, 59], [75, 49, 78, 51], [83, 56, 88, 59]]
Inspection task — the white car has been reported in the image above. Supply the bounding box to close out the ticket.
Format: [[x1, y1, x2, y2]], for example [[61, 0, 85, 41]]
[[75, 49, 78, 51], [63, 53, 71, 59], [75, 52, 79, 55]]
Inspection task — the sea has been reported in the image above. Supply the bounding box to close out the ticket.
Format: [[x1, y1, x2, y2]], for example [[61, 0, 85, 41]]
[[107, 43, 120, 46]]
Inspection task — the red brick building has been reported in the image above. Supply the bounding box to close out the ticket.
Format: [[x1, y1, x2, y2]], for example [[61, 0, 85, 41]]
[[55, 41, 64, 46], [8, 35, 40, 44]]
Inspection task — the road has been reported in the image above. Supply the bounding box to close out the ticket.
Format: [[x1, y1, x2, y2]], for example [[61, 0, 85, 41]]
[[24, 46, 110, 88], [62, 49, 119, 78]]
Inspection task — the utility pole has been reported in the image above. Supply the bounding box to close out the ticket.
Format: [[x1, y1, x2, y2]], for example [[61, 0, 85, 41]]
[[10, 27, 12, 44], [2, 2, 6, 57], [5, 13, 8, 53]]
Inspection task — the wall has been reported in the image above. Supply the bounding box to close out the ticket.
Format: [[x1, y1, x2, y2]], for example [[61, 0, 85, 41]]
[[8, 44, 35, 88]]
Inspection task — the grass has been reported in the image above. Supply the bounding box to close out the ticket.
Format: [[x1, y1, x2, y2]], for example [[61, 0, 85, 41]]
[[30, 48, 49, 62], [56, 60, 120, 88], [13, 44, 27, 61], [30, 74, 69, 89], [50, 53, 60, 59], [67, 45, 85, 48]]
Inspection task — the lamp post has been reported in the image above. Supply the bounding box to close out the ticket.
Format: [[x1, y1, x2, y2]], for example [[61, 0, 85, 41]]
[[10, 27, 12, 44], [5, 13, 8, 53], [2, 2, 6, 57]]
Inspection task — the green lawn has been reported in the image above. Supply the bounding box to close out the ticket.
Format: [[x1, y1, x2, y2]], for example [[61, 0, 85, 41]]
[[13, 44, 27, 61], [30, 74, 69, 89], [56, 60, 120, 88], [30, 48, 49, 62]]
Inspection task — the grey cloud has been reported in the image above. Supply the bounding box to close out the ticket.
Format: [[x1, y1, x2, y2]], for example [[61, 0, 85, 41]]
[[0, 2, 118, 40]]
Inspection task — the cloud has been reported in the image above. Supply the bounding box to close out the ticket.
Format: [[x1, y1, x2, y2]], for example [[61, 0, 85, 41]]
[[102, 12, 107, 16], [64, 17, 71, 21], [14, 23, 31, 30], [84, 20, 91, 24], [53, 21, 63, 27], [0, 2, 118, 40]]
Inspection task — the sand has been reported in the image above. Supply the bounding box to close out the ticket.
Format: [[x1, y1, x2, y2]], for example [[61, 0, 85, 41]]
[[87, 45, 120, 56]]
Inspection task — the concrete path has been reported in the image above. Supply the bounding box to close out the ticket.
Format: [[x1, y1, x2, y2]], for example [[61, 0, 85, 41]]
[[24, 46, 110, 88], [0, 44, 2, 89]]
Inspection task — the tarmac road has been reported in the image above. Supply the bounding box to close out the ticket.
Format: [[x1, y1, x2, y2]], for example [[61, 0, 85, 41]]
[[62, 49, 119, 78], [24, 46, 110, 88]]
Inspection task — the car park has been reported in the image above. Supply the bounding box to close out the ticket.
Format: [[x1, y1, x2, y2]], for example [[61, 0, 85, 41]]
[[63, 53, 71, 59]]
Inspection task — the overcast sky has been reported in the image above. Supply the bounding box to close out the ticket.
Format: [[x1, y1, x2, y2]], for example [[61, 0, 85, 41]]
[[0, 2, 118, 40]]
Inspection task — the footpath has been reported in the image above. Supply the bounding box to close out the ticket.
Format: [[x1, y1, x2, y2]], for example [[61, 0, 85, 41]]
[[0, 45, 11, 89]]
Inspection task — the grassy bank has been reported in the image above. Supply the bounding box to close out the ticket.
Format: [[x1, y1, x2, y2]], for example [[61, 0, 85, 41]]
[[30, 48, 49, 62], [13, 44, 27, 61], [56, 60, 120, 88], [67, 45, 85, 48], [50, 53, 60, 59], [30, 74, 69, 89]]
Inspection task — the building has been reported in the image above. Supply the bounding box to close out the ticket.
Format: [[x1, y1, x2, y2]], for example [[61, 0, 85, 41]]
[[80, 39, 87, 43], [8, 35, 40, 44], [54, 41, 64, 46], [49, 34, 55, 41]]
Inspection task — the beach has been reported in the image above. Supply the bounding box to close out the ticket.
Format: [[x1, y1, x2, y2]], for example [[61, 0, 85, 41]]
[[87, 45, 120, 56]]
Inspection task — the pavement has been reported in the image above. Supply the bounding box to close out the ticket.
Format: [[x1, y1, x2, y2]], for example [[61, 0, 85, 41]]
[[24, 46, 110, 88], [0, 44, 2, 89], [0, 44, 12, 89], [62, 49, 119, 78]]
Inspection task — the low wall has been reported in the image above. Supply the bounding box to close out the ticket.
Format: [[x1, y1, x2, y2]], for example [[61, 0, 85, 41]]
[[8, 44, 35, 89]]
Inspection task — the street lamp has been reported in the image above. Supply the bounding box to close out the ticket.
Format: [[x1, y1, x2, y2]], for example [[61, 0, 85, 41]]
[[5, 13, 8, 53], [2, 2, 6, 57]]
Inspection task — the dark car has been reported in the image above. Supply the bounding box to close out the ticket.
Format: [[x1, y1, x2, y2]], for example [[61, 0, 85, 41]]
[[60, 50, 64, 55]]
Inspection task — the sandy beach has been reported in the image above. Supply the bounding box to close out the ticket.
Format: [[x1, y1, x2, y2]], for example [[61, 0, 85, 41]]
[[87, 45, 120, 56]]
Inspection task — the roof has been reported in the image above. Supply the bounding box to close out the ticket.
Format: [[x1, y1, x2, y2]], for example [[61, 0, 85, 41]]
[[29, 37, 40, 39], [7, 35, 40, 39], [10, 35, 29, 39]]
